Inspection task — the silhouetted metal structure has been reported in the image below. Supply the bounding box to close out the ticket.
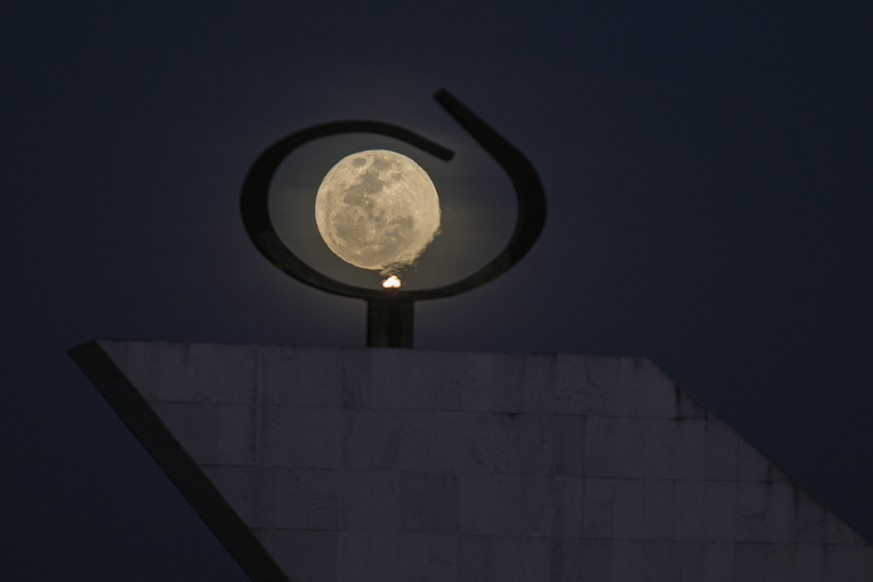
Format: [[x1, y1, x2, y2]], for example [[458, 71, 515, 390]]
[[241, 90, 546, 347]]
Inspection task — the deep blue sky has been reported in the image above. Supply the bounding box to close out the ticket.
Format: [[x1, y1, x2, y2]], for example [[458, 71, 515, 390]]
[[4, 2, 873, 579]]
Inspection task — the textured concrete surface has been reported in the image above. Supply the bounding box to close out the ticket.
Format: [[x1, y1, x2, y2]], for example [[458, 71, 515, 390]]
[[70, 340, 873, 581]]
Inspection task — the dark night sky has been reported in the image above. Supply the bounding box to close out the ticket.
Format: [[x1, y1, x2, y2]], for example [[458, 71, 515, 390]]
[[4, 2, 873, 579]]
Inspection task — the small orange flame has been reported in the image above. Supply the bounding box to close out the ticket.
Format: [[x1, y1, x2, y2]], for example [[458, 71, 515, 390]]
[[382, 275, 401, 289]]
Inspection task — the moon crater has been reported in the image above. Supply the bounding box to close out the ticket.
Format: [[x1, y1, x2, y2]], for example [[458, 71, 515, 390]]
[[315, 150, 441, 271]]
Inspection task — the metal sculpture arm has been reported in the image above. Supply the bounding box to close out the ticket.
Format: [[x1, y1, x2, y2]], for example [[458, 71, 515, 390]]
[[403, 90, 547, 300]]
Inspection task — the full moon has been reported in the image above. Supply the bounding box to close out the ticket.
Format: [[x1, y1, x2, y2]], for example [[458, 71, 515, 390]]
[[315, 149, 441, 271]]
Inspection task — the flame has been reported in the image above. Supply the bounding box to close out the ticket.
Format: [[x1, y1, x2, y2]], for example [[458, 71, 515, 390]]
[[382, 275, 401, 289]]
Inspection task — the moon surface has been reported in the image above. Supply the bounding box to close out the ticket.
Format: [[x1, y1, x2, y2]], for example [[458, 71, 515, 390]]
[[315, 149, 441, 271]]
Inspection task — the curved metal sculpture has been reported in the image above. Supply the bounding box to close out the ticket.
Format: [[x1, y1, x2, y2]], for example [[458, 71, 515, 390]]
[[241, 89, 546, 348]]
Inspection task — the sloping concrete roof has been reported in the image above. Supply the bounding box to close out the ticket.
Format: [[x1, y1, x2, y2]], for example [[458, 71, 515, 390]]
[[70, 340, 873, 581]]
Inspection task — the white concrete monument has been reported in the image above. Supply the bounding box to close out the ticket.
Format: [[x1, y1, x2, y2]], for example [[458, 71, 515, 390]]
[[70, 340, 873, 581]]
